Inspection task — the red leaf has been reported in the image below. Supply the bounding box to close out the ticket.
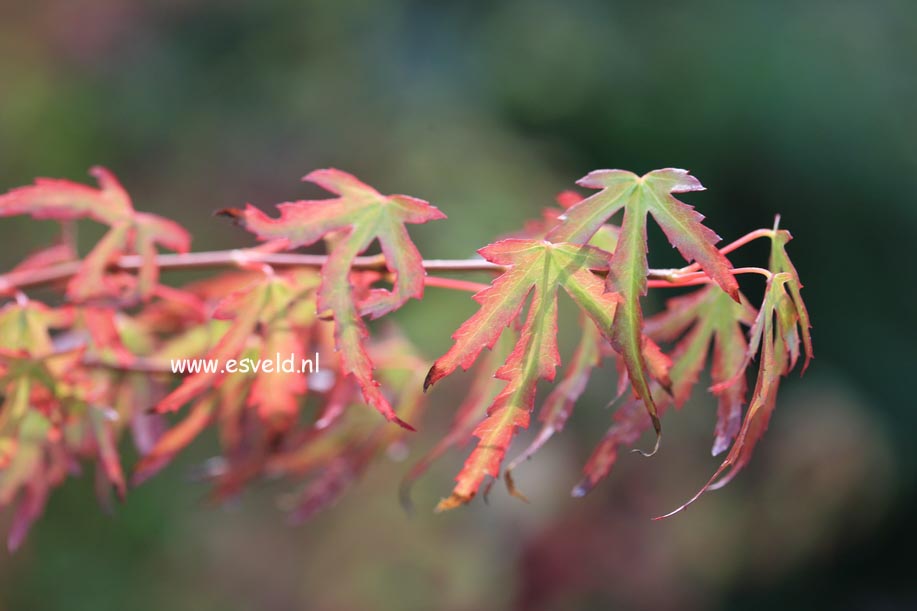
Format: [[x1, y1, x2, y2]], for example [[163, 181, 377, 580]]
[[133, 397, 215, 485], [154, 278, 267, 413], [574, 394, 663, 498], [0, 167, 190, 301]]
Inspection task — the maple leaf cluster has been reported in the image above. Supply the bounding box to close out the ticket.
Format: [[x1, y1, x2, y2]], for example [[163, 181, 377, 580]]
[[0, 165, 810, 549]]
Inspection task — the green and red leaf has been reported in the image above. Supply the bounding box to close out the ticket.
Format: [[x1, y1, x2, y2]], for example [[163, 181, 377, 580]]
[[221, 169, 444, 429], [546, 169, 738, 446], [425, 239, 622, 509], [504, 316, 602, 480], [400, 331, 513, 511], [646, 286, 757, 454], [768, 225, 813, 372], [658, 271, 807, 518]]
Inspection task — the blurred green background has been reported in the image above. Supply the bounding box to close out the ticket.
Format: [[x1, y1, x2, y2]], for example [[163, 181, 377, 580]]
[[0, 1, 914, 610]]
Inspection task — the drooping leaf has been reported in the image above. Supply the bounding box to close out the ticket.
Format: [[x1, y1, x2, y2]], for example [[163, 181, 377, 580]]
[[646, 286, 757, 455], [425, 239, 622, 509], [245, 278, 312, 430], [153, 280, 268, 414], [768, 226, 813, 372], [7, 467, 52, 552], [0, 410, 56, 551], [504, 316, 602, 483], [399, 329, 515, 511], [573, 392, 660, 498], [0, 300, 135, 547], [572, 285, 754, 496], [88, 405, 126, 500], [133, 396, 216, 486], [76, 306, 136, 367], [658, 272, 805, 518], [283, 330, 428, 523], [220, 169, 444, 429]]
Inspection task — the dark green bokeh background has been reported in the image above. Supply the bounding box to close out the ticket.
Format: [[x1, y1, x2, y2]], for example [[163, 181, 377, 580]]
[[0, 1, 914, 610]]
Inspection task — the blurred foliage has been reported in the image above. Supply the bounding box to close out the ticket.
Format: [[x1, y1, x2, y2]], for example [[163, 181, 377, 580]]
[[0, 1, 914, 609]]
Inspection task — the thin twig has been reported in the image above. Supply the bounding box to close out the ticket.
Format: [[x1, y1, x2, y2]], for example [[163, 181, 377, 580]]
[[647, 266, 771, 289], [423, 276, 490, 293], [672, 229, 775, 276], [0, 228, 775, 294]]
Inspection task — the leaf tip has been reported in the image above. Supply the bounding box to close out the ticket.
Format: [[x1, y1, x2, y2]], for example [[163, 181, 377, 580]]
[[504, 470, 530, 504], [423, 364, 443, 392], [711, 438, 729, 457], [570, 480, 592, 498], [7, 531, 25, 554], [434, 492, 473, 512], [389, 415, 416, 432], [630, 423, 662, 458], [214, 207, 244, 222], [87, 165, 121, 189], [653, 503, 689, 521]]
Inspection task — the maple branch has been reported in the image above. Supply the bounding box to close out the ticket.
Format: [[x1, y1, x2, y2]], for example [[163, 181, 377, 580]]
[[0, 227, 776, 295], [648, 266, 772, 289], [672, 228, 775, 275], [0, 250, 503, 293], [423, 276, 491, 293], [71, 266, 768, 376]]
